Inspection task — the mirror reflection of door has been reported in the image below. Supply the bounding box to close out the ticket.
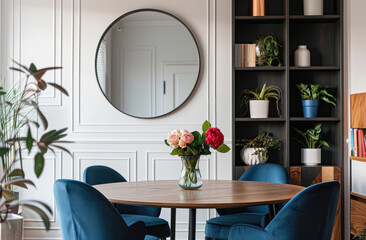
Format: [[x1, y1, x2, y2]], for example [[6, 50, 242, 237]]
[[162, 62, 199, 115], [95, 10, 200, 118]]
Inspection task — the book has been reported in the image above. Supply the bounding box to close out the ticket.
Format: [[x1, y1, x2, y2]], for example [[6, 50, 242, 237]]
[[351, 129, 354, 156], [244, 44, 256, 67], [241, 44, 245, 67], [235, 44, 238, 67], [354, 128, 358, 156]]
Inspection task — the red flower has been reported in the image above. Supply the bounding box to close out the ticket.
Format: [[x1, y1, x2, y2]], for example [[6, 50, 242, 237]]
[[205, 127, 224, 149]]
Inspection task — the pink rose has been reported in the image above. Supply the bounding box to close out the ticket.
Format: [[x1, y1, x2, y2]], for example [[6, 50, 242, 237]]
[[205, 127, 224, 149], [179, 139, 187, 148], [167, 130, 180, 147], [180, 130, 194, 144]]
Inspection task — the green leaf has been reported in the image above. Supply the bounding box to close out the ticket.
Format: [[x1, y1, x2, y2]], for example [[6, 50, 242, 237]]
[[190, 131, 201, 147], [216, 144, 231, 153], [8, 169, 25, 178], [21, 203, 51, 230], [4, 179, 36, 189], [164, 139, 170, 146], [187, 145, 199, 155], [48, 82, 69, 96], [202, 120, 211, 133], [26, 127, 33, 152], [319, 140, 330, 148], [34, 153, 45, 178], [29, 63, 37, 73], [171, 148, 183, 155], [0, 147, 10, 157]]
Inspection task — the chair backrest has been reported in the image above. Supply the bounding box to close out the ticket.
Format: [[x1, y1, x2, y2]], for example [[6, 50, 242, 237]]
[[83, 165, 161, 217], [217, 163, 288, 215], [54, 179, 146, 240], [83, 165, 127, 185], [265, 181, 340, 240]]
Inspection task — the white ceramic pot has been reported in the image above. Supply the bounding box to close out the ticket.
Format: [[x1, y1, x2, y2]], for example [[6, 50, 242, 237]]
[[0, 214, 23, 240], [295, 45, 311, 67], [301, 148, 321, 166], [241, 148, 268, 165], [249, 100, 269, 118], [304, 0, 323, 16]]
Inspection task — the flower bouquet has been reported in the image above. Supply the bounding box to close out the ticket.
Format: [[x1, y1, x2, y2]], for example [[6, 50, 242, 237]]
[[164, 120, 230, 189]]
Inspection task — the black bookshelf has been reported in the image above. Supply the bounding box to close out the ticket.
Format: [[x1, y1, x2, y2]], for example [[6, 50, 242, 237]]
[[232, 0, 343, 176]]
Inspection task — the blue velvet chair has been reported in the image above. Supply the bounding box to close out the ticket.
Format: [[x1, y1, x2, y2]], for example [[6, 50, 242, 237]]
[[205, 163, 288, 240], [83, 166, 170, 239], [54, 179, 160, 240], [228, 181, 340, 240]]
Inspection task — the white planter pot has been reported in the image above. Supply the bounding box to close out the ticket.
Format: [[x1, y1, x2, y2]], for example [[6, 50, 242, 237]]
[[304, 0, 323, 16], [241, 148, 268, 165], [0, 214, 23, 240], [249, 100, 269, 118], [301, 148, 321, 166]]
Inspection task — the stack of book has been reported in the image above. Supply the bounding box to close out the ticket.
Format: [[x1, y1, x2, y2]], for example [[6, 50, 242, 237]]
[[351, 128, 366, 157], [235, 44, 256, 67]]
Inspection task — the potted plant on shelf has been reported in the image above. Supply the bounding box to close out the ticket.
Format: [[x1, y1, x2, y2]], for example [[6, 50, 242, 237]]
[[297, 83, 336, 118], [164, 120, 230, 190], [241, 83, 282, 118], [236, 132, 281, 166], [293, 123, 329, 166], [0, 61, 70, 239], [256, 35, 283, 67]]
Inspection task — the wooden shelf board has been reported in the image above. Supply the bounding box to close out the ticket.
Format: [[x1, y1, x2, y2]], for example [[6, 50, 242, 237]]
[[235, 118, 286, 122], [235, 16, 285, 23], [290, 15, 340, 23], [350, 156, 366, 163], [290, 117, 340, 122], [290, 66, 340, 71], [235, 66, 286, 71], [351, 192, 366, 200]]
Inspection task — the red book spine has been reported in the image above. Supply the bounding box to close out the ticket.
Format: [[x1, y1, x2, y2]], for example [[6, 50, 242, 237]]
[[358, 130, 365, 157], [354, 129, 359, 156]]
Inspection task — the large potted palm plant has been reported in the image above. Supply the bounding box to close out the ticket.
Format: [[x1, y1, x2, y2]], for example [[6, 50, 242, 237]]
[[241, 83, 282, 118], [0, 61, 70, 239]]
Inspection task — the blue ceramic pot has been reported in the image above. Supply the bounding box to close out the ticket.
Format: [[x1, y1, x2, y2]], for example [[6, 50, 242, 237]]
[[302, 100, 319, 118]]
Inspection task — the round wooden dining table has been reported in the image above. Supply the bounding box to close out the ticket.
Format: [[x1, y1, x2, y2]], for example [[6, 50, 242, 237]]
[[94, 180, 304, 240]]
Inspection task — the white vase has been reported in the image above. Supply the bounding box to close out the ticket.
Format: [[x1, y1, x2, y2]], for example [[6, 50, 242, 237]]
[[295, 45, 311, 67], [249, 100, 269, 118], [241, 148, 268, 165], [0, 214, 23, 240], [304, 0, 323, 16], [301, 148, 321, 166]]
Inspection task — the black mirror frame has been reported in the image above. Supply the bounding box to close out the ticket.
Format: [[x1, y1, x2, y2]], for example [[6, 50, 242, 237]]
[[94, 8, 201, 119]]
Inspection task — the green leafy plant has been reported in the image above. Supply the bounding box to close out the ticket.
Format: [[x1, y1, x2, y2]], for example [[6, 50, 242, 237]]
[[293, 123, 329, 149], [296, 83, 336, 106], [256, 35, 283, 67], [236, 132, 281, 159], [0, 61, 70, 230], [241, 83, 282, 116]]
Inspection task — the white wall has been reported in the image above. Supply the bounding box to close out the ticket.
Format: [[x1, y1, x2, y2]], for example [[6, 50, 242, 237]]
[[0, 0, 232, 239]]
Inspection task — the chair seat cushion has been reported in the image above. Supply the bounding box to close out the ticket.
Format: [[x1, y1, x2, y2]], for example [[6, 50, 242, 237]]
[[145, 235, 160, 240], [205, 213, 267, 240], [122, 214, 170, 238]]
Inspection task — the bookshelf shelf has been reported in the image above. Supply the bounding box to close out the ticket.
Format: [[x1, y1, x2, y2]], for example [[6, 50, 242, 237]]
[[235, 16, 285, 23], [350, 156, 366, 163], [235, 66, 286, 71], [235, 118, 286, 122], [290, 15, 340, 23], [290, 117, 340, 122], [290, 66, 340, 71]]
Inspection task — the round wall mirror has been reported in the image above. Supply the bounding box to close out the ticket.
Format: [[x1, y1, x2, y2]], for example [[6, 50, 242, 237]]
[[95, 9, 200, 118]]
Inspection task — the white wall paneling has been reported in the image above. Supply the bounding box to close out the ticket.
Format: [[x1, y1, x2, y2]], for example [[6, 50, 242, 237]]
[[0, 0, 232, 239]]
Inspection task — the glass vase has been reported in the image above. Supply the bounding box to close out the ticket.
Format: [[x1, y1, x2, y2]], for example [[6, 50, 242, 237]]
[[179, 155, 202, 190]]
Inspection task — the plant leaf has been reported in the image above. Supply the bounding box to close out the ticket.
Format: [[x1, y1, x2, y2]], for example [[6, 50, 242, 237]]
[[216, 143, 231, 153], [26, 127, 33, 152], [20, 203, 51, 230], [202, 120, 211, 133], [48, 82, 69, 96], [8, 169, 25, 178], [0, 147, 10, 157], [4, 179, 36, 189], [34, 153, 45, 178]]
